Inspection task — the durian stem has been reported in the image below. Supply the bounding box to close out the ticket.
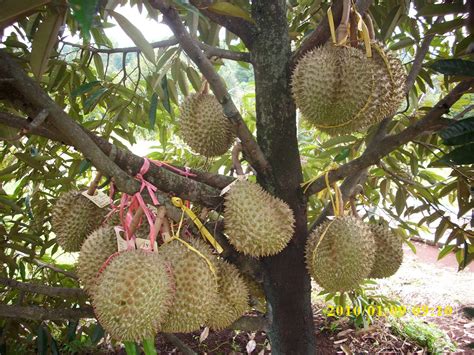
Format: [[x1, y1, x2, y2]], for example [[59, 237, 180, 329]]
[[349, 10, 359, 47], [128, 206, 144, 237], [335, 0, 351, 44], [86, 172, 103, 195], [199, 80, 209, 94], [231, 142, 244, 176], [363, 13, 375, 41], [151, 206, 167, 241], [349, 198, 359, 217]]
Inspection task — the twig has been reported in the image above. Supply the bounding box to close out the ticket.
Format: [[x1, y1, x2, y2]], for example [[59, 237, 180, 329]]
[[231, 142, 244, 176], [61, 39, 251, 62], [30, 258, 78, 279]]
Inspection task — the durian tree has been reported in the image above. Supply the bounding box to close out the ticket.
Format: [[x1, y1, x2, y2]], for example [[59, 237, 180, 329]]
[[0, 0, 473, 353]]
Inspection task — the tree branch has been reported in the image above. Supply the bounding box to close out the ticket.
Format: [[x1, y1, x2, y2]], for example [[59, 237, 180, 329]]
[[0, 51, 138, 195], [0, 110, 234, 194], [188, 0, 256, 50], [61, 39, 251, 62], [0, 304, 94, 321], [0, 277, 86, 299], [304, 79, 474, 197], [147, 1, 271, 178], [291, 0, 373, 67]]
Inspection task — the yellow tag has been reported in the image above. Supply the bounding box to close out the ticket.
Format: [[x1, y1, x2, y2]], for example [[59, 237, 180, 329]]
[[171, 197, 224, 254], [327, 7, 337, 44], [81, 190, 111, 208]]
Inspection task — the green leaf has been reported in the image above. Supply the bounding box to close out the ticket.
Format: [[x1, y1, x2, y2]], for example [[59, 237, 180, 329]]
[[78, 159, 91, 174], [71, 80, 101, 97], [434, 143, 474, 166], [69, 0, 99, 41], [149, 92, 158, 130], [161, 75, 171, 114], [84, 87, 108, 112], [425, 18, 465, 35], [381, 5, 402, 41], [142, 338, 157, 355], [438, 245, 455, 260], [417, 2, 466, 16], [90, 324, 105, 345], [0, 0, 51, 25], [394, 188, 406, 215], [109, 10, 155, 63], [93, 53, 104, 78], [124, 341, 139, 355], [439, 116, 474, 146], [389, 37, 415, 51], [429, 59, 474, 77], [333, 147, 350, 162], [36, 325, 48, 355], [186, 66, 202, 91], [208, 2, 255, 24], [30, 9, 66, 79]]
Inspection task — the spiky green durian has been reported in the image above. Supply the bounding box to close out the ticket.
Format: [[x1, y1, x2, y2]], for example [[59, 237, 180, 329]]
[[305, 216, 375, 292], [159, 237, 219, 333], [368, 223, 403, 278], [292, 43, 375, 135], [92, 250, 174, 341], [224, 180, 295, 257], [353, 43, 407, 130], [179, 93, 235, 157], [207, 260, 249, 330], [51, 191, 107, 252], [77, 226, 117, 294]]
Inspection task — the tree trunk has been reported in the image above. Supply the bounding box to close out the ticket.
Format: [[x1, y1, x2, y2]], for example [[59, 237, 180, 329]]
[[251, 1, 316, 353]]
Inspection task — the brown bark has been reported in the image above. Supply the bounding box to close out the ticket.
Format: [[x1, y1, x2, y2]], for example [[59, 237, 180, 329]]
[[251, 1, 315, 353]]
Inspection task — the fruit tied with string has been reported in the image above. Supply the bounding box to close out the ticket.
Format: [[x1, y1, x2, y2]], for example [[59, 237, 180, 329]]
[[159, 236, 219, 333], [223, 180, 295, 257], [92, 249, 175, 341], [291, 2, 406, 135], [51, 186, 108, 252], [206, 259, 249, 330], [292, 43, 375, 135], [179, 92, 235, 157], [77, 225, 118, 295], [368, 222, 403, 279], [305, 215, 376, 292]]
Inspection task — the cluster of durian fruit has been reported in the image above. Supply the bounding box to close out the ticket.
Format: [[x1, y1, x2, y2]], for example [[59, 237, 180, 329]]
[[51, 191, 257, 342], [305, 215, 404, 292]]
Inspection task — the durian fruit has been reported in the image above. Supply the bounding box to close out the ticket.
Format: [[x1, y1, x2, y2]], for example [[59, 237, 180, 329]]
[[77, 226, 117, 294], [305, 216, 375, 292], [179, 93, 235, 157], [51, 191, 107, 252], [207, 260, 249, 330], [92, 249, 174, 341], [159, 237, 219, 333], [353, 43, 406, 130], [291, 43, 375, 135], [368, 223, 403, 278], [224, 180, 295, 257]]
